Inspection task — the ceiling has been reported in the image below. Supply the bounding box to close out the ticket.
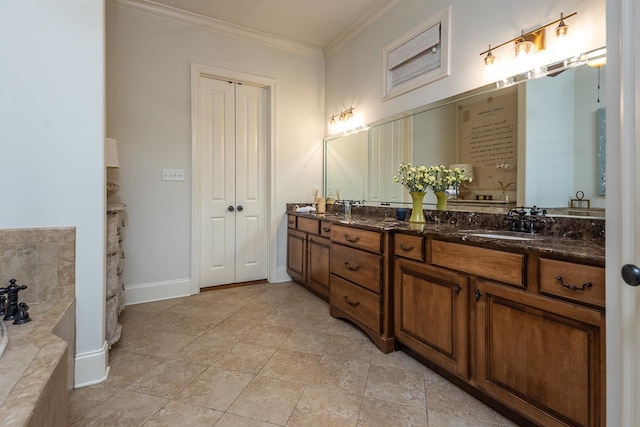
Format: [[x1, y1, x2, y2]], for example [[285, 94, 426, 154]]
[[146, 0, 386, 48]]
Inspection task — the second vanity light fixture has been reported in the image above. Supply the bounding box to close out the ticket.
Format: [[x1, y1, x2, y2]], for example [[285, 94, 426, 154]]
[[328, 107, 367, 135], [480, 12, 577, 86]]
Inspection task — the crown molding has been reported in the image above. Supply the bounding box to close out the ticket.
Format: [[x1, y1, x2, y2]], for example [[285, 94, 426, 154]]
[[324, 0, 399, 57], [107, 0, 324, 58]]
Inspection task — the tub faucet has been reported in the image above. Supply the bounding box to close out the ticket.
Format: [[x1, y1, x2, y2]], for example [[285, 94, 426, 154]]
[[3, 279, 27, 321]]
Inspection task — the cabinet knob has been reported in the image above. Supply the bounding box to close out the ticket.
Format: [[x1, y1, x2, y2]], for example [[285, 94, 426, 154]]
[[621, 264, 640, 287], [228, 206, 235, 212], [237, 205, 244, 212], [474, 289, 483, 301]]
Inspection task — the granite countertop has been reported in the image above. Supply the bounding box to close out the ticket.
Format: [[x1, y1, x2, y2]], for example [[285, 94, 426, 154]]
[[288, 212, 605, 266]]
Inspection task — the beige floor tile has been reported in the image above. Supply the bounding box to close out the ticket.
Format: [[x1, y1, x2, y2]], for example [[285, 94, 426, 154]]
[[116, 327, 198, 358], [364, 364, 426, 408], [427, 410, 502, 426], [72, 389, 168, 427], [332, 320, 371, 339], [215, 342, 278, 374], [170, 298, 219, 316], [295, 313, 341, 335], [127, 358, 208, 398], [227, 376, 305, 425], [287, 385, 362, 427], [173, 367, 254, 411], [370, 350, 430, 375], [68, 384, 120, 424], [280, 327, 332, 355], [205, 317, 261, 341], [309, 354, 370, 395], [259, 348, 321, 384], [325, 335, 376, 363], [166, 313, 223, 336], [104, 349, 166, 389], [119, 309, 174, 332], [240, 324, 294, 348], [357, 397, 428, 427], [228, 305, 275, 323], [143, 401, 223, 426], [425, 371, 499, 424], [215, 412, 279, 426], [170, 335, 236, 365], [261, 309, 306, 329]]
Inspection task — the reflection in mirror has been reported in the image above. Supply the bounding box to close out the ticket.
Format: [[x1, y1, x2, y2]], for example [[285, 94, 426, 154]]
[[324, 58, 606, 218]]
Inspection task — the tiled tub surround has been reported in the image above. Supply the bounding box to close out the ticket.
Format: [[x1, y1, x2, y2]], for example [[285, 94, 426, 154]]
[[0, 228, 76, 426]]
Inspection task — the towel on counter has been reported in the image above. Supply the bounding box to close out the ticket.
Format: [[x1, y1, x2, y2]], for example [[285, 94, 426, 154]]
[[295, 205, 317, 213]]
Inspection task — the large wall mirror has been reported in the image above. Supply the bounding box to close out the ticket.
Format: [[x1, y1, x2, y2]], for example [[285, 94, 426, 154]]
[[325, 55, 606, 218]]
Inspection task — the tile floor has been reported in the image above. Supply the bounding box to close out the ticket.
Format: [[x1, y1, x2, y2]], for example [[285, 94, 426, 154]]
[[69, 282, 519, 426]]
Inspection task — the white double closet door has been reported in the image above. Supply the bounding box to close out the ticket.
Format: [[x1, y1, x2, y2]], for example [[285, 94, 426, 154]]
[[199, 76, 268, 287]]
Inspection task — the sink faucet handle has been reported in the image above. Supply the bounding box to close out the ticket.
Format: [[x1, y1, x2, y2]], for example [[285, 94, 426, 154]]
[[529, 206, 546, 216]]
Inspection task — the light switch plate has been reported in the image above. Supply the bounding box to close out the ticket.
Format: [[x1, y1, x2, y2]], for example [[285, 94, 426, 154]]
[[161, 169, 185, 181]]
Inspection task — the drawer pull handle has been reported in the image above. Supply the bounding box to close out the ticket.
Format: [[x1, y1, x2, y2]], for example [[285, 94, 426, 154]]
[[344, 296, 360, 308], [344, 262, 360, 272], [556, 276, 593, 291], [344, 235, 360, 243], [399, 243, 414, 251], [323, 227, 331, 232]]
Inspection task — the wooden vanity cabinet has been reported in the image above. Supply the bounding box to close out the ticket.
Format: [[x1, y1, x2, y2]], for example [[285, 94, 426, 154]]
[[286, 215, 331, 300], [394, 257, 469, 378], [330, 224, 394, 353], [476, 278, 605, 427], [393, 233, 605, 427]]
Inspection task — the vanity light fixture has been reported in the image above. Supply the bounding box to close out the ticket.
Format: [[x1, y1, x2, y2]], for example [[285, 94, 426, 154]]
[[329, 107, 367, 135], [479, 12, 577, 83]]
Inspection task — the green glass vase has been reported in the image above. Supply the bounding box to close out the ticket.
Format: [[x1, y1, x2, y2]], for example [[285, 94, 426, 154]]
[[435, 192, 448, 210], [409, 191, 426, 223]]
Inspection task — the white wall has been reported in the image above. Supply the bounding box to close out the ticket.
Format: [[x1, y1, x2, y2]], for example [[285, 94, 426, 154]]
[[0, 0, 107, 386], [106, 5, 325, 297], [325, 0, 606, 133]]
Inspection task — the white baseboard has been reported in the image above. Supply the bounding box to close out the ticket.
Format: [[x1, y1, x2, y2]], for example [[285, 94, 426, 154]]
[[124, 278, 193, 305], [276, 267, 292, 283], [74, 341, 109, 388]]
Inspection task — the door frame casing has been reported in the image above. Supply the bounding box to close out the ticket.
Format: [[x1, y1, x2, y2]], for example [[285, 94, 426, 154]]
[[190, 63, 276, 294]]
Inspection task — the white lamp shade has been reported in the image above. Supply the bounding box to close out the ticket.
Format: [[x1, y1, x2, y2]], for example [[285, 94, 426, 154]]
[[105, 137, 120, 168]]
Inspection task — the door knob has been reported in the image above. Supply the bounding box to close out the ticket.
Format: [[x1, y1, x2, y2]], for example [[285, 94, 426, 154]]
[[621, 264, 640, 287], [237, 205, 244, 212], [228, 206, 235, 212]]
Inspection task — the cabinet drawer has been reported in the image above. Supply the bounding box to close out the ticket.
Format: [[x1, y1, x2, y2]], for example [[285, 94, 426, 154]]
[[331, 243, 381, 293], [330, 274, 381, 333], [539, 258, 605, 308], [298, 217, 320, 234], [287, 215, 297, 229], [394, 233, 425, 261], [431, 240, 525, 288], [320, 220, 332, 238], [331, 224, 382, 254]]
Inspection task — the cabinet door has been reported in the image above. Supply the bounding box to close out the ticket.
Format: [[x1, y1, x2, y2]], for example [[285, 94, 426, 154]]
[[394, 258, 469, 378], [475, 279, 605, 427], [307, 235, 330, 298], [287, 229, 306, 283]]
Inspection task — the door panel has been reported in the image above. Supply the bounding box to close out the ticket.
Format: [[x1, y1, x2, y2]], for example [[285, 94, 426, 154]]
[[200, 77, 235, 286], [235, 84, 268, 282]]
